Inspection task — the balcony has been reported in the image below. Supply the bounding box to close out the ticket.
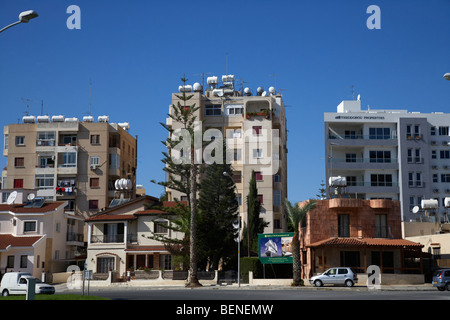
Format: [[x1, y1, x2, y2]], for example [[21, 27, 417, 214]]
[[66, 232, 84, 245], [90, 234, 137, 244], [329, 157, 398, 170], [327, 134, 397, 146], [330, 225, 393, 239]]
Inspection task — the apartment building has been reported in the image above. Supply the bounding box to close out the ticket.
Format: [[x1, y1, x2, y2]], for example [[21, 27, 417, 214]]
[[2, 115, 137, 220], [165, 75, 288, 233], [325, 99, 450, 223]]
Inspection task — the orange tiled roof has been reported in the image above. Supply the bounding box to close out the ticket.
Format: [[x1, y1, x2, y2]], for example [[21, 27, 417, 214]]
[[0, 234, 44, 251], [0, 202, 64, 214], [86, 214, 137, 221], [307, 237, 423, 248]]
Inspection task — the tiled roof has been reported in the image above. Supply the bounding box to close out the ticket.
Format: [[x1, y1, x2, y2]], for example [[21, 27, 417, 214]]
[[0, 202, 64, 214], [0, 234, 44, 251], [135, 209, 167, 215], [307, 237, 423, 248]]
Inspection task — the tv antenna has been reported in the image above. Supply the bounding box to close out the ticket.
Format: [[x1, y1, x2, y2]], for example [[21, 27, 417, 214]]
[[22, 98, 34, 115], [194, 72, 212, 89], [88, 79, 92, 115]]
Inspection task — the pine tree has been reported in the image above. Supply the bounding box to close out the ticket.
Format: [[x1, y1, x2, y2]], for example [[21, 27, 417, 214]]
[[245, 170, 269, 256], [154, 76, 202, 287], [197, 159, 239, 271]]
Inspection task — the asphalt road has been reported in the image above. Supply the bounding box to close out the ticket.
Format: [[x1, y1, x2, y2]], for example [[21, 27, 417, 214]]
[[57, 285, 450, 301]]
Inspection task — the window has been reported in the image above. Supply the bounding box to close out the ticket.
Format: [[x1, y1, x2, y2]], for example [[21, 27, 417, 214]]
[[346, 153, 356, 163], [344, 130, 356, 139], [20, 255, 28, 268], [13, 179, 23, 189], [433, 174, 438, 183], [253, 126, 262, 135], [90, 134, 100, 144], [233, 149, 242, 161], [232, 171, 241, 183], [205, 104, 221, 116], [154, 220, 168, 234], [370, 151, 392, 163], [109, 154, 120, 169], [440, 150, 450, 159], [273, 190, 281, 206], [58, 152, 77, 167], [369, 128, 390, 140], [227, 128, 242, 138], [409, 172, 422, 187], [439, 126, 449, 136], [14, 157, 25, 167], [36, 132, 55, 146], [24, 221, 37, 232], [2, 192, 11, 203], [370, 174, 393, 187], [7, 256, 14, 268], [90, 156, 100, 167], [226, 104, 243, 115], [274, 174, 281, 182], [346, 176, 357, 186], [160, 254, 172, 270], [432, 150, 437, 159], [89, 200, 99, 210], [254, 171, 263, 181], [338, 214, 350, 237], [35, 174, 54, 189], [4, 135, 8, 150], [441, 174, 450, 183], [375, 215, 388, 238], [90, 178, 100, 188], [253, 149, 263, 159], [15, 136, 25, 146], [257, 194, 264, 204], [431, 126, 436, 136]]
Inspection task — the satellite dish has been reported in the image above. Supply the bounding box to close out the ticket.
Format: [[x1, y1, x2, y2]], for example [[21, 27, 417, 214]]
[[27, 193, 36, 201], [7, 191, 18, 205], [357, 94, 361, 101], [412, 206, 420, 214], [261, 91, 267, 96]]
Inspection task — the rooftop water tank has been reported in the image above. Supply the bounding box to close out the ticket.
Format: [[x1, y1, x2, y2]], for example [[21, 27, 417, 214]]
[[269, 86, 276, 95], [329, 176, 347, 187], [37, 115, 50, 123], [52, 115, 65, 122], [118, 122, 130, 130], [23, 115, 36, 123], [244, 87, 252, 96], [207, 76, 219, 88], [193, 82, 203, 92], [421, 199, 438, 209], [83, 115, 94, 122], [65, 117, 79, 122], [178, 85, 193, 93], [257, 87, 264, 96], [98, 115, 109, 122]]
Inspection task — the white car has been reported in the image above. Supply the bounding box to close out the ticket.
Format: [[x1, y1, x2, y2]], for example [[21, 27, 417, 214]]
[[1, 272, 55, 296]]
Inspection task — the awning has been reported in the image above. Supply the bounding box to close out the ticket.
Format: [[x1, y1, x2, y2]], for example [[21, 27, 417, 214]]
[[307, 237, 424, 249]]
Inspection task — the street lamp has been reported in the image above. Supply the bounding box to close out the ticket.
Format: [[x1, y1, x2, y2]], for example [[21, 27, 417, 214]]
[[223, 171, 241, 287], [444, 73, 450, 81], [0, 10, 38, 34]]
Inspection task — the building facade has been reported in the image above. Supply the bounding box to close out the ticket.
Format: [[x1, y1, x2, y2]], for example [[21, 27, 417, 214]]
[[85, 196, 184, 277], [0, 189, 84, 279], [299, 199, 424, 279], [2, 115, 137, 220], [165, 75, 288, 233], [325, 99, 450, 222]]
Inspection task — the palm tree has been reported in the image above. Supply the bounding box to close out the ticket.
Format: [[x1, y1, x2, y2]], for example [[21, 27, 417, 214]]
[[285, 199, 316, 286]]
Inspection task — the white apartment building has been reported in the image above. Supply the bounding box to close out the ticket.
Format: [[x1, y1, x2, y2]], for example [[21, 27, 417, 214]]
[[325, 99, 450, 223]]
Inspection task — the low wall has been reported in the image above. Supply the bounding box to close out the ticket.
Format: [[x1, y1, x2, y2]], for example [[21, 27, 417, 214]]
[[248, 272, 292, 286], [356, 273, 424, 285]]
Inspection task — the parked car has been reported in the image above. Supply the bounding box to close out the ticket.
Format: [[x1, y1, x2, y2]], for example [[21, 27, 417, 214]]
[[0, 272, 55, 296], [309, 267, 358, 287], [432, 268, 450, 291]]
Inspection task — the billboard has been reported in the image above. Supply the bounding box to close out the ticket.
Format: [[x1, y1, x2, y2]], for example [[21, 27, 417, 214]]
[[258, 232, 294, 264]]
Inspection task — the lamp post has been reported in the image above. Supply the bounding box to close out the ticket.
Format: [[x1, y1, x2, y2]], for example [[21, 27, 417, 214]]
[[223, 171, 241, 287], [0, 10, 38, 34]]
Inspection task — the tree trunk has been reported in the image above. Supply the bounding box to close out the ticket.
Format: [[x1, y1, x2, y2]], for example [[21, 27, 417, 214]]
[[292, 232, 303, 286], [187, 147, 201, 287]]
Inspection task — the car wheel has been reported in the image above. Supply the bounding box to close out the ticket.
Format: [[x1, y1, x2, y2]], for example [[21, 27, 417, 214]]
[[2, 290, 9, 297], [437, 287, 445, 291], [345, 280, 354, 287], [314, 280, 323, 287], [445, 283, 450, 291]]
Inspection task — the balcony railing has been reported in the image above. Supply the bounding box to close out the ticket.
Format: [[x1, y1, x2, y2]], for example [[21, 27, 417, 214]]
[[328, 134, 397, 140], [67, 232, 84, 242], [330, 225, 393, 238], [90, 234, 137, 244]]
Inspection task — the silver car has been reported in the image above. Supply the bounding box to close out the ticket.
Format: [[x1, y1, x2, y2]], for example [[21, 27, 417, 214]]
[[309, 267, 358, 287], [432, 268, 450, 291]]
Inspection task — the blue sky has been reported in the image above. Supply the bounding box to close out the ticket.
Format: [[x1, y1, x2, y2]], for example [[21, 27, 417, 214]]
[[1, 0, 450, 203]]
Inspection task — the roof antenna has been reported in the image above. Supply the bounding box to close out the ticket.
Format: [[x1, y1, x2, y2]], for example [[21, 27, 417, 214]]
[[89, 79, 92, 115], [226, 52, 228, 75]]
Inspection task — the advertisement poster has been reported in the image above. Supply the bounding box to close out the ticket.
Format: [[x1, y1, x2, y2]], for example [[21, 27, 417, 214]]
[[258, 233, 294, 264]]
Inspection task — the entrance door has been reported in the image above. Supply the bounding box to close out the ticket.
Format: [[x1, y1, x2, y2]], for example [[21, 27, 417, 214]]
[[97, 257, 114, 273]]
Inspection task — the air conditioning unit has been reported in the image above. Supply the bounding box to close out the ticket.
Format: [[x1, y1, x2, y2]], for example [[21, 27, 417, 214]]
[[90, 164, 97, 170]]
